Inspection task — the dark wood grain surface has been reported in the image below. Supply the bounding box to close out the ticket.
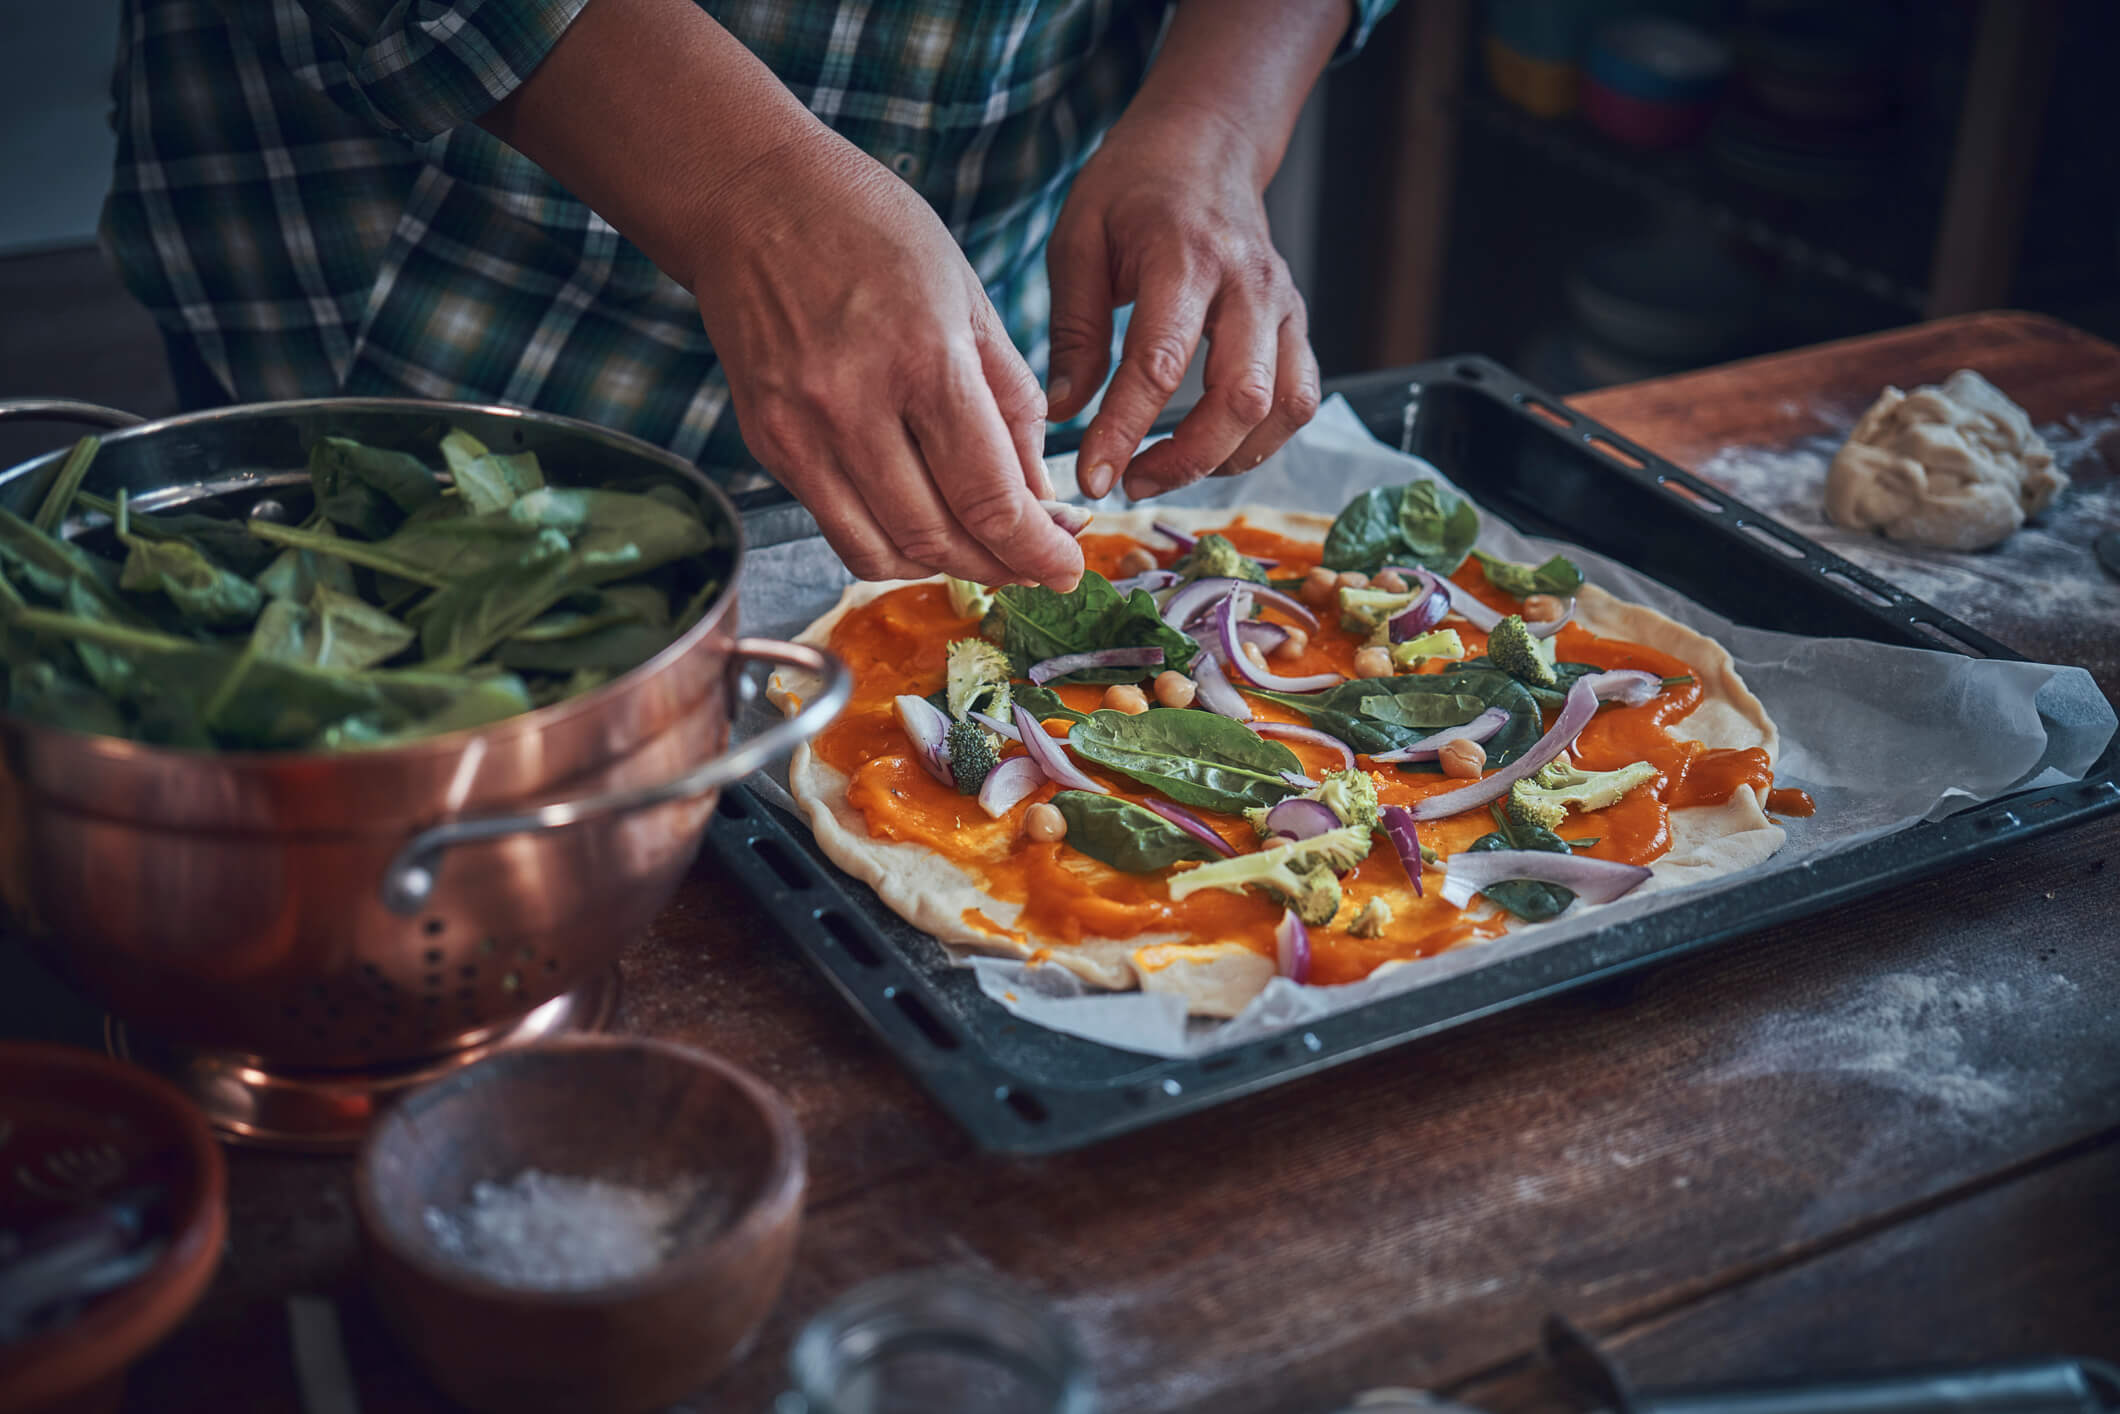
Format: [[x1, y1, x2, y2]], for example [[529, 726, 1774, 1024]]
[[63, 313, 2120, 1411]]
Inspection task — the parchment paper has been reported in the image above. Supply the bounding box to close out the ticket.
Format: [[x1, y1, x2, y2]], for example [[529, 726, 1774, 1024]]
[[731, 397, 2117, 1059]]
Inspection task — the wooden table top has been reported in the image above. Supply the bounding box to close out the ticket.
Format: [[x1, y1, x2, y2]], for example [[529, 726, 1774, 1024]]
[[61, 312, 2120, 1411]]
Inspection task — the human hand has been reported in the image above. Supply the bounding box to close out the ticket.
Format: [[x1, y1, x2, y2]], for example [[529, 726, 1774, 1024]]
[[1044, 105, 1322, 502], [695, 139, 1083, 589]]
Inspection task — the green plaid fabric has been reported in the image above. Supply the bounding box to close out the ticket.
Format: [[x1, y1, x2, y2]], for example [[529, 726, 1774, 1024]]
[[104, 0, 1392, 479]]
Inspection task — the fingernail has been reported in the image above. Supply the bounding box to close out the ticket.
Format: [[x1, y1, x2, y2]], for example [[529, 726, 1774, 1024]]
[[1083, 461, 1113, 498], [1049, 376, 1073, 410]]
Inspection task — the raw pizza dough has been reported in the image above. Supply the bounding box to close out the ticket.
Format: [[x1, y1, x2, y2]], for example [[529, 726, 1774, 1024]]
[[1824, 369, 2065, 551], [768, 506, 1785, 1018]]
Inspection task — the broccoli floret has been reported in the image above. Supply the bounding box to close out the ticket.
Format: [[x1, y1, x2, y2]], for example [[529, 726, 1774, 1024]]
[[1389, 627, 1465, 670], [1244, 768, 1379, 840], [1291, 823, 1373, 876], [945, 577, 993, 620], [1167, 841, 1343, 926], [1486, 614, 1557, 688], [946, 638, 1011, 722], [1470, 549, 1584, 600], [1507, 758, 1660, 830], [946, 719, 998, 795], [1172, 532, 1266, 585], [1336, 585, 1426, 636], [1348, 897, 1394, 938]]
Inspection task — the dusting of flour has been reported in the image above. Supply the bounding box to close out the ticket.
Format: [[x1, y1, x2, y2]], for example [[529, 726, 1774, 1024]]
[[1712, 970, 2080, 1117], [1693, 406, 2120, 637]]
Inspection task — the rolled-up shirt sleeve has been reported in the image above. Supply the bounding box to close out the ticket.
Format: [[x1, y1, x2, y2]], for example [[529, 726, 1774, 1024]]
[[243, 0, 594, 142], [1334, 0, 1400, 64]]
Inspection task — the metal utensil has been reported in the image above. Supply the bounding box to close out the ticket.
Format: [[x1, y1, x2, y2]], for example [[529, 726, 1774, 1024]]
[[0, 397, 850, 1150]]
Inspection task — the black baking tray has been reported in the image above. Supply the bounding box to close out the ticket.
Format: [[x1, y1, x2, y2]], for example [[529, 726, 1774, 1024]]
[[702, 356, 2120, 1156]]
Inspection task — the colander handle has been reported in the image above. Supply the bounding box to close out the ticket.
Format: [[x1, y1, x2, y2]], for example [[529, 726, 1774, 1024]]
[[0, 399, 148, 428], [379, 638, 852, 914]]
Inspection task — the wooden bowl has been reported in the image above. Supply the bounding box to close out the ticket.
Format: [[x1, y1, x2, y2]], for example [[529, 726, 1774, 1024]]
[[353, 1037, 805, 1414], [0, 1043, 227, 1414]]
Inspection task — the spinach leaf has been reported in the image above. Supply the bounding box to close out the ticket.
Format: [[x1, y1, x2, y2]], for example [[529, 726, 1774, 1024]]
[[981, 572, 1196, 682], [1252, 667, 1542, 761], [8, 660, 129, 739], [413, 534, 582, 669], [505, 488, 713, 578], [255, 515, 360, 602], [117, 526, 264, 629], [1321, 479, 1479, 574], [377, 673, 535, 743], [493, 619, 672, 673], [0, 508, 126, 609], [441, 429, 545, 515], [76, 491, 280, 579], [1067, 707, 1299, 814], [1465, 812, 1576, 921], [247, 519, 457, 589], [1011, 682, 1090, 725], [64, 579, 141, 697], [250, 585, 415, 671], [1395, 481, 1479, 572], [1356, 691, 1489, 730], [203, 647, 402, 749], [309, 437, 442, 539], [1052, 791, 1222, 873], [1470, 550, 1583, 599], [33, 436, 99, 534], [1319, 486, 1404, 574], [1461, 656, 1601, 713]]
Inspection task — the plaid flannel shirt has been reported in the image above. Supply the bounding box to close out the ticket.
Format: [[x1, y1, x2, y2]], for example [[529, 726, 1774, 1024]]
[[103, 0, 1392, 476]]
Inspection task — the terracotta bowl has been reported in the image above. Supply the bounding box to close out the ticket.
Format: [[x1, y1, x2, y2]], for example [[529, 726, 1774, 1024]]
[[353, 1037, 805, 1414], [0, 1043, 227, 1414]]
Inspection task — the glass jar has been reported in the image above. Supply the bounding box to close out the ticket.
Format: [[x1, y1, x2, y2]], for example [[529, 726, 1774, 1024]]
[[777, 1269, 1096, 1414]]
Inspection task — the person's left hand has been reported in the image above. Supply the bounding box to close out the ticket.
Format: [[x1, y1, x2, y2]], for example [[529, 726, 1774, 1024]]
[[1044, 104, 1322, 502]]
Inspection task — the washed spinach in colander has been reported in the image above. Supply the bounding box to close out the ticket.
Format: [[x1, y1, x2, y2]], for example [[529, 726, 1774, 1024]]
[[0, 430, 725, 751]]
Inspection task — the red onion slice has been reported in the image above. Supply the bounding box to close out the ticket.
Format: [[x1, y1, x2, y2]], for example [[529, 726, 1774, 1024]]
[[1041, 501, 1093, 536], [1143, 797, 1238, 858], [893, 694, 955, 786], [1016, 703, 1106, 794], [1152, 520, 1197, 552], [1190, 653, 1253, 721], [1380, 804, 1425, 898], [1217, 590, 1342, 693], [1368, 706, 1511, 764], [976, 755, 1045, 818], [1440, 849, 1651, 909], [1583, 668, 1660, 706], [1387, 583, 1452, 641], [1164, 577, 1319, 634], [1405, 671, 1657, 820], [1250, 720, 1357, 770], [1527, 598, 1576, 639], [970, 709, 1021, 742], [1274, 908, 1312, 984], [1280, 770, 1321, 789], [1235, 621, 1291, 654], [1263, 797, 1341, 841], [1028, 645, 1165, 685], [1111, 568, 1180, 597], [1390, 566, 1501, 632]]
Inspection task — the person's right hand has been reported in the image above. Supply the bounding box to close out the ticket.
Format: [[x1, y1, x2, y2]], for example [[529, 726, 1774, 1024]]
[[692, 139, 1084, 590]]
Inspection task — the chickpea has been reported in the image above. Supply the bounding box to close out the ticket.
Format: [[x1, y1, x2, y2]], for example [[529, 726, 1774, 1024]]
[[1438, 737, 1487, 779], [1270, 626, 1310, 661], [1103, 683, 1149, 714], [1373, 569, 1408, 593], [1353, 646, 1394, 679], [1335, 571, 1370, 591], [1241, 642, 1269, 674], [1024, 802, 1067, 842], [1301, 565, 1339, 607], [1522, 593, 1567, 623], [1117, 546, 1158, 578], [1153, 671, 1197, 709]]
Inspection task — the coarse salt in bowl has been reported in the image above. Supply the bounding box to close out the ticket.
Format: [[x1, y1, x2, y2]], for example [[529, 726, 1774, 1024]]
[[354, 1037, 805, 1414]]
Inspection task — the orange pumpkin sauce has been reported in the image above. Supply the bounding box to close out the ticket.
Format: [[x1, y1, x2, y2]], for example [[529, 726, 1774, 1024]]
[[813, 519, 1779, 986]]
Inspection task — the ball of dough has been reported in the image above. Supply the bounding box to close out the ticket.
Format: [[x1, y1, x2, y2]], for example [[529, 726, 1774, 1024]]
[[1823, 369, 2066, 550]]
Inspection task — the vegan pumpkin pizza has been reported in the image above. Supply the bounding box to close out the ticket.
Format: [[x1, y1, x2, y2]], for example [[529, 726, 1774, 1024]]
[[768, 478, 1807, 1019]]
